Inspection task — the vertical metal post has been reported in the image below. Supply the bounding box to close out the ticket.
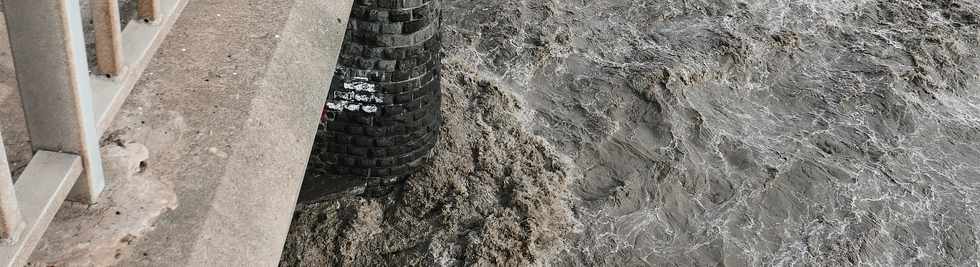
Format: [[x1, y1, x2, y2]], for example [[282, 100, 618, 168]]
[[139, 0, 161, 22], [2, 0, 107, 204], [0, 132, 23, 243], [92, 0, 125, 76]]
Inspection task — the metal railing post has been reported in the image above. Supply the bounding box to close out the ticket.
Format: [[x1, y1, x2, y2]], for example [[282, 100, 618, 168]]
[[139, 0, 161, 22], [2, 0, 107, 204], [0, 133, 24, 244], [92, 0, 126, 76]]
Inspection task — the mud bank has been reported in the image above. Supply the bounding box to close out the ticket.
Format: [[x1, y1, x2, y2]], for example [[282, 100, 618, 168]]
[[286, 0, 980, 266]]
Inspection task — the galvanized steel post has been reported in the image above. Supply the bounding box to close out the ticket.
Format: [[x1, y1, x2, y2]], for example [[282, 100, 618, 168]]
[[2, 0, 107, 204], [0, 132, 23, 244]]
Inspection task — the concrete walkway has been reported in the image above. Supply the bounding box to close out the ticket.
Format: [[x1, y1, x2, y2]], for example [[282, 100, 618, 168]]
[[1, 0, 351, 265]]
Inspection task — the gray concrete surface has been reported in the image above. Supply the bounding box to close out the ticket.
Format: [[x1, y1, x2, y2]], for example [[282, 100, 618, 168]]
[[0, 0, 351, 265]]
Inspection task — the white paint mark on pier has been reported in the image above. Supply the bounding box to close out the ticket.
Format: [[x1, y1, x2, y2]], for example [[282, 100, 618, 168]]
[[326, 76, 383, 114]]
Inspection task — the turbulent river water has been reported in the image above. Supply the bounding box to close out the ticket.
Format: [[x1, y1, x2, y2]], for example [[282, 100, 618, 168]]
[[284, 0, 980, 265]]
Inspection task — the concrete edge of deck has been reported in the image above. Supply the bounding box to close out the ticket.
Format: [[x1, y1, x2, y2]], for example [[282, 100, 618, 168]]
[[182, 0, 353, 264]]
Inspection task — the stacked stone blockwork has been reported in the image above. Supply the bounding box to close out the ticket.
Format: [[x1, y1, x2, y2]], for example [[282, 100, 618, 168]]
[[317, 0, 442, 194]]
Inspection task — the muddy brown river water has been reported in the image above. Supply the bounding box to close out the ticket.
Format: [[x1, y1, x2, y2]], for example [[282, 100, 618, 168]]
[[284, 0, 980, 266]]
